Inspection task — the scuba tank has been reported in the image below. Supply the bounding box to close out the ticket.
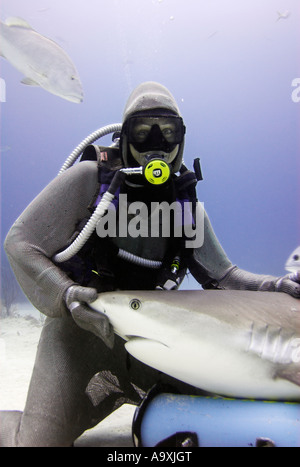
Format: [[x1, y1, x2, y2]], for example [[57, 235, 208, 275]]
[[132, 385, 300, 448]]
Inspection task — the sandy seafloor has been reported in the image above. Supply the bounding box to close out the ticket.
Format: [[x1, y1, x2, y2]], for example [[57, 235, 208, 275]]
[[0, 304, 136, 447]]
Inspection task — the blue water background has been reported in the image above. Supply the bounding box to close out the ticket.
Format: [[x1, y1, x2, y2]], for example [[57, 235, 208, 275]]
[[1, 0, 299, 298]]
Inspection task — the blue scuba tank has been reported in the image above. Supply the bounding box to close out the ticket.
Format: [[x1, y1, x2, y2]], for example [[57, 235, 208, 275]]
[[132, 387, 300, 447]]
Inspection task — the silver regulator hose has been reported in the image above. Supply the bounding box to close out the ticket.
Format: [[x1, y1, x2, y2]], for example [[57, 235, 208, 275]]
[[58, 123, 122, 174], [54, 171, 126, 263], [53, 124, 162, 269]]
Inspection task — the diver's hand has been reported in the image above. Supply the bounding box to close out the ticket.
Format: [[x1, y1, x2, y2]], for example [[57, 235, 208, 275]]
[[219, 266, 300, 299], [274, 272, 300, 298], [65, 285, 114, 348]]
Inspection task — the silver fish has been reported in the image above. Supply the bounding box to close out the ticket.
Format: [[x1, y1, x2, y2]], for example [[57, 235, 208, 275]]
[[285, 246, 300, 273], [276, 10, 290, 21], [0, 17, 83, 103]]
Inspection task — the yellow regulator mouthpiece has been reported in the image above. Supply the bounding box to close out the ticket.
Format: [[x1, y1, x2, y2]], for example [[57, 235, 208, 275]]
[[144, 160, 171, 185]]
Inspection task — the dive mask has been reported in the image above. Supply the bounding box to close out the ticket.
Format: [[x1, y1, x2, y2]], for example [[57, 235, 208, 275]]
[[125, 115, 185, 153], [124, 116, 185, 185]]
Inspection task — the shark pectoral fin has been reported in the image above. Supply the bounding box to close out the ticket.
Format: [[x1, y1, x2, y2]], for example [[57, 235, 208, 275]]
[[124, 337, 169, 364], [29, 65, 48, 79], [276, 364, 300, 387], [21, 77, 40, 86]]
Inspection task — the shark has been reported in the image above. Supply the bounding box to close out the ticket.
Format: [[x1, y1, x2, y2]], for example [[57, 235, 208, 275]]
[[91, 249, 300, 401], [285, 246, 300, 273], [0, 17, 83, 103]]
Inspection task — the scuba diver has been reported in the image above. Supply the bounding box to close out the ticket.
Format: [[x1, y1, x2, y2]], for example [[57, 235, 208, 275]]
[[1, 82, 299, 447]]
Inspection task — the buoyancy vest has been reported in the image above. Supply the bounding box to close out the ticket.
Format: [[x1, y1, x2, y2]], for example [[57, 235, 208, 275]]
[[60, 144, 202, 291]]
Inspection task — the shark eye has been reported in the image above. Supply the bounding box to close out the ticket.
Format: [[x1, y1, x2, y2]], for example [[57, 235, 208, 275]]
[[130, 299, 141, 310]]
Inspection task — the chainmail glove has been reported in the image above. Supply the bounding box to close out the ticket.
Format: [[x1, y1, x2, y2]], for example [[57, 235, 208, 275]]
[[65, 285, 114, 349], [219, 266, 300, 298], [274, 271, 300, 298]]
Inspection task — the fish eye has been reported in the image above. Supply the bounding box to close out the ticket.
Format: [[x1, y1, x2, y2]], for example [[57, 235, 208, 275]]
[[130, 299, 141, 310], [70, 76, 76, 81], [293, 254, 299, 261]]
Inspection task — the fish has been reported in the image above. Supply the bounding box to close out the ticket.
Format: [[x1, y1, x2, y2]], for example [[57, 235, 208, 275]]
[[285, 246, 300, 273], [91, 266, 300, 401], [0, 17, 83, 103], [276, 10, 290, 21]]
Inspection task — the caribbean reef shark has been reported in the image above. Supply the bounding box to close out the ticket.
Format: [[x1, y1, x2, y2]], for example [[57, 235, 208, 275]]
[[91, 250, 300, 401]]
